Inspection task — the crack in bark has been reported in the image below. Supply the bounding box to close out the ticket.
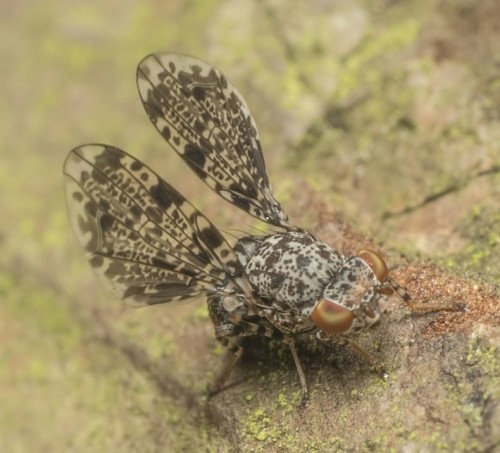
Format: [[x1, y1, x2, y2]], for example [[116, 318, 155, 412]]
[[382, 164, 500, 219]]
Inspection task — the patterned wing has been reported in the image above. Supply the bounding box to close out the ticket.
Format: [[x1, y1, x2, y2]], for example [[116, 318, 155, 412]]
[[63, 144, 243, 306], [136, 52, 292, 229]]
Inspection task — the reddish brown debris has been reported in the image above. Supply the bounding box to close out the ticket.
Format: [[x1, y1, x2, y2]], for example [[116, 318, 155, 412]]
[[311, 204, 499, 338], [393, 262, 500, 336]]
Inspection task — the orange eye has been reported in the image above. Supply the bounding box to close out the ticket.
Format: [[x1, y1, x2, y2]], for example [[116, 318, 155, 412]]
[[358, 249, 388, 282], [311, 299, 354, 334]]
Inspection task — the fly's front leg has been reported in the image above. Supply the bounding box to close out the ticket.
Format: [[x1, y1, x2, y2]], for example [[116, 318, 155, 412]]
[[317, 331, 388, 379], [387, 277, 466, 314], [343, 337, 388, 379]]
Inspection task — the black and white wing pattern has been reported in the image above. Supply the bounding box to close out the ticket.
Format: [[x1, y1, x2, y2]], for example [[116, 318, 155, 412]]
[[137, 53, 292, 229], [63, 144, 243, 306]]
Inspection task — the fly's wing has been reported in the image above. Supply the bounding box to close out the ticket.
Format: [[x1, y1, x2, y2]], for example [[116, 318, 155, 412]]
[[63, 144, 242, 306], [136, 53, 292, 230]]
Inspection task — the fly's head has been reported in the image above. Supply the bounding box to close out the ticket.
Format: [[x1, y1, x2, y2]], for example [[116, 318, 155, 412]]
[[311, 250, 396, 336]]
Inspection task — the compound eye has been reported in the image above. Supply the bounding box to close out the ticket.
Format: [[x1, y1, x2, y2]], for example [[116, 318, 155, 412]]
[[358, 249, 388, 282], [311, 299, 354, 334]]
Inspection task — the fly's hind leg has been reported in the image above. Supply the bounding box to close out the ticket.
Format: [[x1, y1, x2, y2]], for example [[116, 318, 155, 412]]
[[207, 295, 276, 397], [207, 335, 244, 397], [208, 297, 310, 405], [207, 319, 277, 397]]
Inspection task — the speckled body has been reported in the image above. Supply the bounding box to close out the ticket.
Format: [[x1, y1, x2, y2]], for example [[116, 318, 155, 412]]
[[231, 231, 391, 336], [64, 52, 410, 403], [236, 232, 343, 313]]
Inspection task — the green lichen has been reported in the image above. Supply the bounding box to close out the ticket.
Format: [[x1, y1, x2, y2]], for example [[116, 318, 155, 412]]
[[337, 19, 420, 100], [438, 336, 500, 451], [440, 204, 500, 284], [466, 339, 500, 391], [244, 408, 272, 442]]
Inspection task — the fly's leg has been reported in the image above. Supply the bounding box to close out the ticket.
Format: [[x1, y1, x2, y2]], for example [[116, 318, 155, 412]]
[[344, 338, 388, 379], [207, 336, 244, 397], [285, 336, 309, 407], [207, 294, 277, 397], [211, 331, 310, 407], [387, 277, 465, 314], [317, 332, 388, 379], [208, 318, 277, 396]]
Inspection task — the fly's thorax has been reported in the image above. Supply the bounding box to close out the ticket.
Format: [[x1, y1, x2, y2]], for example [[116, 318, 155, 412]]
[[311, 250, 394, 335], [235, 231, 345, 316]]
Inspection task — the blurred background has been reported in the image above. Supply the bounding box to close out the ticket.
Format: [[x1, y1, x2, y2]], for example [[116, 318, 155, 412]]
[[1, 0, 499, 451]]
